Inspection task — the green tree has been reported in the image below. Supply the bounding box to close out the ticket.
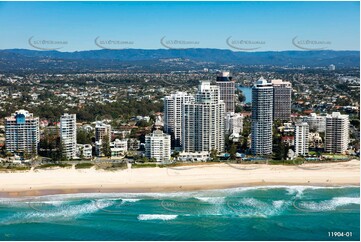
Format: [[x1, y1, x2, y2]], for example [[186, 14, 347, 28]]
[[50, 139, 66, 161], [39, 128, 59, 159], [31, 142, 37, 160], [272, 121, 287, 160], [235, 105, 243, 113], [171, 151, 180, 160], [102, 135, 111, 158], [235, 89, 246, 103], [238, 93, 246, 103], [79, 147, 84, 160], [136, 120, 151, 127], [350, 119, 360, 129], [229, 143, 237, 160], [241, 116, 251, 152], [210, 149, 219, 162], [77, 129, 93, 144]]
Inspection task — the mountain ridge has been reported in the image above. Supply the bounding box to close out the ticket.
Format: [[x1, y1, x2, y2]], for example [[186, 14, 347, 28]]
[[0, 48, 359, 72]]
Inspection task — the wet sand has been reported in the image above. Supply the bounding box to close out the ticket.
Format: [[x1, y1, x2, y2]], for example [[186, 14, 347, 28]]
[[0, 159, 359, 197]]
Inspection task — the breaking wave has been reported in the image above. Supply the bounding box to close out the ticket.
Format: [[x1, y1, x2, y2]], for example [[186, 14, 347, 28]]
[[137, 214, 178, 221]]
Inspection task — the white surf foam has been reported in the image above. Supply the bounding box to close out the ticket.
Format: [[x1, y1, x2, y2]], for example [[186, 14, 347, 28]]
[[137, 214, 178, 221], [30, 200, 65, 206], [229, 198, 291, 218], [272, 200, 285, 209], [1, 200, 114, 225], [194, 197, 225, 204], [299, 196, 360, 211], [331, 197, 360, 206], [121, 199, 141, 203]]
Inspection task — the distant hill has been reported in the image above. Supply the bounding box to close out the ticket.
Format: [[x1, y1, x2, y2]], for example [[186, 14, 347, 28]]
[[0, 48, 359, 72]]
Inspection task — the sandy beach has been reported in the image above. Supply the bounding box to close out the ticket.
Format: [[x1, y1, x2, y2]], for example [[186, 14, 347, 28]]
[[0, 159, 359, 197]]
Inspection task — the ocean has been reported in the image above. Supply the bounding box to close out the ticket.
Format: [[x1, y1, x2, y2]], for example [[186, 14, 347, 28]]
[[0, 186, 359, 241]]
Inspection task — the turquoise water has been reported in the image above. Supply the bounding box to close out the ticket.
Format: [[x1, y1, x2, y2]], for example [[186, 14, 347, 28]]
[[0, 186, 359, 241], [238, 86, 252, 103]]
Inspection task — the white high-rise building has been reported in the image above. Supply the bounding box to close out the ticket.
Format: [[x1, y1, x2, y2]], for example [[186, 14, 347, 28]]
[[216, 71, 235, 113], [163, 92, 194, 148], [145, 130, 171, 162], [294, 122, 309, 156], [302, 113, 326, 132], [60, 113, 77, 159], [325, 112, 349, 154], [251, 77, 273, 155], [182, 81, 225, 153], [225, 112, 243, 136], [5, 109, 39, 155]]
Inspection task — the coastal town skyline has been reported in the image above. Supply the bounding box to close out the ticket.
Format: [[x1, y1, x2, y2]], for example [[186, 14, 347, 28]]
[[1, 71, 356, 163], [0, 1, 359, 241]]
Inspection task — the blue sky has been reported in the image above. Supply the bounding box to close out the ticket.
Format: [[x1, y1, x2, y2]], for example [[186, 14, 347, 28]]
[[0, 1, 359, 51]]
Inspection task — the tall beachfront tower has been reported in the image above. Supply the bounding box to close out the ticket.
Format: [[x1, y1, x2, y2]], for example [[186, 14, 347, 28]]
[[145, 129, 171, 162], [325, 112, 349, 154], [294, 122, 309, 156], [5, 109, 39, 155], [216, 71, 235, 113], [182, 81, 225, 153], [163, 92, 194, 148], [251, 77, 273, 155], [60, 113, 77, 159], [271, 79, 292, 121]]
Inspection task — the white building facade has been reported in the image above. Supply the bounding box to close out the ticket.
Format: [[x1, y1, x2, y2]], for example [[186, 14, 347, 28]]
[[251, 77, 273, 155], [5, 109, 40, 155], [325, 112, 349, 153], [77, 144, 92, 159], [178, 151, 210, 162], [302, 113, 326, 133], [60, 113, 77, 159], [225, 112, 243, 136], [294, 122, 309, 156], [182, 81, 225, 153], [163, 92, 194, 148], [110, 139, 128, 158], [145, 130, 171, 162]]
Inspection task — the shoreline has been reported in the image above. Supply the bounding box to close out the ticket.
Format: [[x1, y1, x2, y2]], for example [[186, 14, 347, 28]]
[[0, 160, 359, 197], [1, 183, 358, 199]]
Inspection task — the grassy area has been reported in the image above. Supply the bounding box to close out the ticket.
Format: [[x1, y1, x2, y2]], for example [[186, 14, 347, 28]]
[[132, 163, 158, 168], [0, 166, 31, 171], [323, 154, 349, 160], [36, 163, 72, 169], [75, 163, 94, 169], [103, 163, 128, 171], [10, 166, 32, 170]]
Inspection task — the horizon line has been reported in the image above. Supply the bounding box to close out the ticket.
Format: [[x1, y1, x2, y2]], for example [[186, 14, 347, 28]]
[[1, 48, 360, 53]]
